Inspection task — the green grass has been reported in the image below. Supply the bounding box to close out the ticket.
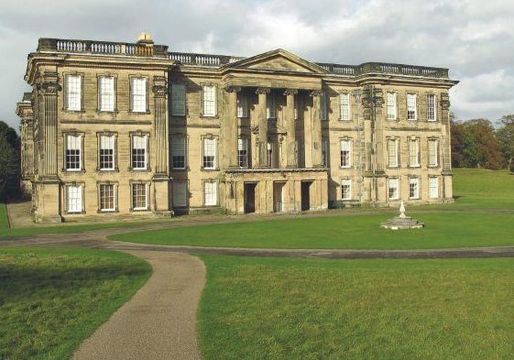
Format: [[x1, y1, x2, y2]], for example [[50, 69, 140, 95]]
[[0, 203, 8, 237], [111, 168, 514, 250], [0, 247, 151, 359], [199, 255, 514, 360]]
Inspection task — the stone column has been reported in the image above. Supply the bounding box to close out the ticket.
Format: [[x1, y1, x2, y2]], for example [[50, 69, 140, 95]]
[[256, 87, 270, 167], [440, 92, 453, 201], [152, 75, 172, 216], [310, 90, 323, 167], [40, 72, 60, 178], [284, 89, 298, 168], [222, 86, 240, 168]]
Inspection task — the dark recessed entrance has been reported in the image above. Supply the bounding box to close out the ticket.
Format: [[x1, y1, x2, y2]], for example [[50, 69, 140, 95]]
[[301, 181, 311, 211], [244, 183, 256, 214]]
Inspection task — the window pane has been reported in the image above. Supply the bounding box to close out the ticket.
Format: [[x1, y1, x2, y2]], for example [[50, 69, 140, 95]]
[[341, 179, 352, 200], [203, 138, 216, 169], [388, 139, 398, 167], [99, 135, 115, 170], [388, 178, 399, 200], [387, 93, 396, 120], [172, 181, 187, 207], [409, 178, 419, 199], [132, 78, 146, 112], [238, 138, 248, 168], [409, 140, 419, 167], [171, 84, 186, 116], [340, 140, 352, 167], [427, 94, 436, 121], [66, 135, 81, 170], [237, 93, 248, 118], [266, 92, 276, 119], [67, 185, 82, 213], [203, 86, 216, 116], [429, 139, 438, 166], [132, 183, 148, 210], [204, 182, 217, 206], [407, 94, 417, 120], [171, 136, 186, 169], [132, 135, 147, 169], [99, 77, 115, 111], [99, 184, 115, 211], [67, 75, 81, 111], [340, 93, 350, 121]]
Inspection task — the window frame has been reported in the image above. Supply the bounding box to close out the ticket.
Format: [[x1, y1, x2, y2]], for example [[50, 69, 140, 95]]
[[202, 136, 218, 170], [238, 137, 249, 168], [130, 76, 148, 113], [171, 83, 186, 116], [98, 183, 117, 212], [427, 94, 437, 122], [172, 180, 188, 207], [428, 138, 439, 167], [237, 91, 249, 118], [339, 139, 352, 168], [202, 85, 217, 117], [130, 133, 149, 171], [171, 135, 187, 170], [266, 91, 276, 119], [429, 176, 439, 199], [388, 178, 400, 200], [387, 138, 399, 168], [339, 92, 351, 121], [131, 182, 149, 211], [98, 133, 117, 171], [408, 138, 420, 168], [64, 133, 83, 172], [65, 183, 84, 214], [203, 180, 218, 207], [407, 93, 417, 121], [341, 179, 352, 200], [64, 74, 83, 112], [386, 92, 397, 120], [409, 177, 420, 200], [98, 75, 116, 112]]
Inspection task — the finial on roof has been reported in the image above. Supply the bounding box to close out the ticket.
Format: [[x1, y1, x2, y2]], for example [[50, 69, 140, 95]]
[[137, 32, 153, 44]]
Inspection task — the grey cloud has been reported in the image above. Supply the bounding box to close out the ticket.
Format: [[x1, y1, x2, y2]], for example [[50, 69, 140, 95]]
[[0, 0, 513, 130]]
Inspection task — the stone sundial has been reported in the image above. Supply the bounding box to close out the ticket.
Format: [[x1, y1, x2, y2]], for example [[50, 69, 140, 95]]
[[381, 201, 424, 230]]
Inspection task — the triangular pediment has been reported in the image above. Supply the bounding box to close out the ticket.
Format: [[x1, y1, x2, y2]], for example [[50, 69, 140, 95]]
[[222, 49, 328, 74]]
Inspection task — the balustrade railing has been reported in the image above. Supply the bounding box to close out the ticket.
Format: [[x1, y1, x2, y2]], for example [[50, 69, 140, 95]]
[[38, 38, 449, 78]]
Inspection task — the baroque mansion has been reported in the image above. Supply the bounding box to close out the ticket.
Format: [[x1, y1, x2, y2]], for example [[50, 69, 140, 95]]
[[17, 34, 458, 223]]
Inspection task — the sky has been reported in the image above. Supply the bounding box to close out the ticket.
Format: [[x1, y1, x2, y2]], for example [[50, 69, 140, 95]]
[[1, 0, 513, 130]]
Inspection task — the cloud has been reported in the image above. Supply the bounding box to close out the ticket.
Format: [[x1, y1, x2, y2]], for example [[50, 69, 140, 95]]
[[1, 0, 513, 130]]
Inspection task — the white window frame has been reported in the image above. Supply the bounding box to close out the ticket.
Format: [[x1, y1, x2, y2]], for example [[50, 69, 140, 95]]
[[409, 139, 420, 167], [238, 137, 248, 168], [131, 183, 149, 211], [66, 184, 83, 213], [202, 137, 217, 170], [131, 77, 147, 113], [340, 139, 352, 168], [99, 184, 116, 212], [339, 93, 351, 121], [386, 92, 397, 120], [388, 178, 400, 200], [204, 181, 218, 206], [409, 178, 420, 199], [131, 134, 148, 170], [171, 83, 186, 116], [171, 135, 186, 170], [99, 134, 115, 171], [172, 181, 188, 207], [237, 92, 249, 118], [427, 94, 437, 122], [99, 76, 115, 112], [341, 179, 352, 200], [407, 93, 417, 120], [429, 177, 439, 199], [65, 134, 82, 171], [66, 74, 82, 111], [387, 138, 399, 168], [202, 85, 217, 117], [428, 139, 439, 167]]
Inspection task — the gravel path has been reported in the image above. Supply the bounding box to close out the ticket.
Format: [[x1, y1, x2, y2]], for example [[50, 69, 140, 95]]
[[72, 249, 205, 360]]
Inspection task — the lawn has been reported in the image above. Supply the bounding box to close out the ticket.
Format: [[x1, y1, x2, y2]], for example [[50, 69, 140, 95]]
[[0, 246, 151, 359], [111, 169, 514, 250], [199, 255, 514, 360]]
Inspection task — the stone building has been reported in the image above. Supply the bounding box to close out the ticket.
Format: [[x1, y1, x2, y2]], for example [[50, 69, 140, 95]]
[[17, 34, 458, 223]]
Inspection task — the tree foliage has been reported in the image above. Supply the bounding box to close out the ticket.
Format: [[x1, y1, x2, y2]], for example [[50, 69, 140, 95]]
[[0, 121, 20, 201], [451, 118, 505, 170], [496, 114, 514, 172]]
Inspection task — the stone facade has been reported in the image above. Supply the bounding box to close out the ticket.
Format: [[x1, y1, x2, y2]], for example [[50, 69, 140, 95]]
[[18, 34, 458, 223]]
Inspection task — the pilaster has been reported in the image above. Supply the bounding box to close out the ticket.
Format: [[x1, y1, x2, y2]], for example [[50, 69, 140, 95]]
[[40, 71, 60, 179], [284, 89, 298, 168], [309, 90, 323, 167]]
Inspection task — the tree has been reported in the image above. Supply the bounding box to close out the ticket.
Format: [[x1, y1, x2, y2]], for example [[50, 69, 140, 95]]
[[450, 119, 504, 170], [0, 121, 20, 201], [496, 114, 514, 171]]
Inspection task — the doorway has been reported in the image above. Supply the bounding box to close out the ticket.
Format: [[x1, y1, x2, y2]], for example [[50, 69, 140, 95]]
[[273, 182, 284, 213], [244, 183, 256, 213], [301, 181, 311, 211]]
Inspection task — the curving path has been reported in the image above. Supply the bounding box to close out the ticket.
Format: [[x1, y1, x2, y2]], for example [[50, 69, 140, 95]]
[[72, 248, 205, 360]]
